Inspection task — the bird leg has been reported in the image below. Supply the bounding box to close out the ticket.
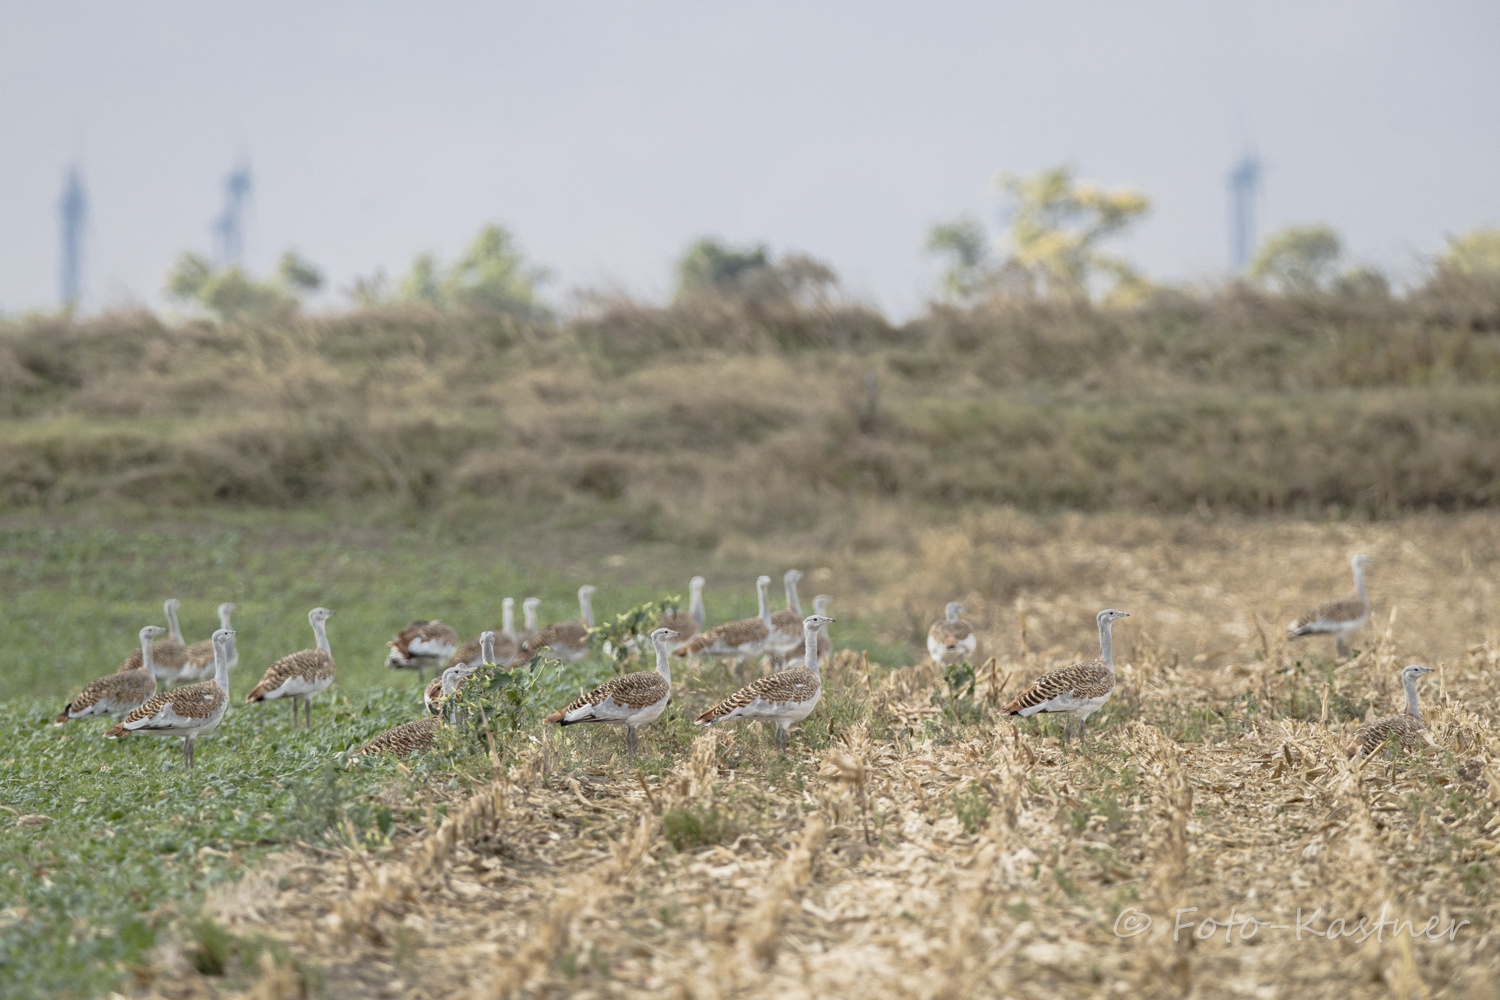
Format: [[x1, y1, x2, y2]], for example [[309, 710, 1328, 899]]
[[626, 726, 638, 757], [183, 736, 194, 770], [1060, 719, 1071, 747], [289, 700, 298, 725], [775, 725, 789, 754], [303, 699, 312, 728], [1336, 636, 1348, 660], [1078, 716, 1088, 745]]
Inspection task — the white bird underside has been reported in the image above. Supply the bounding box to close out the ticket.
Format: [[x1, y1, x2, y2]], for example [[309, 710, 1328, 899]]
[[563, 693, 668, 726], [714, 691, 821, 725], [1014, 691, 1111, 719], [927, 633, 977, 664], [259, 673, 332, 702], [123, 700, 226, 738]]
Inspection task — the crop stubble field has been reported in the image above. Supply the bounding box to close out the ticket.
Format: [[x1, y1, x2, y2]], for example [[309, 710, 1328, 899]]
[[3, 293, 1500, 997]]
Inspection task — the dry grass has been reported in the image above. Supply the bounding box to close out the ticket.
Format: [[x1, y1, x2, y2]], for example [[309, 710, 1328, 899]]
[[130, 514, 1500, 999]]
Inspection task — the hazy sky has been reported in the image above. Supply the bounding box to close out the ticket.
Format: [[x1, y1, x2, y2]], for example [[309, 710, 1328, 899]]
[[2, 1, 1497, 318]]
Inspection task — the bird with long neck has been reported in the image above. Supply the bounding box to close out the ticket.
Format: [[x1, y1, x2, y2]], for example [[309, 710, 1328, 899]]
[[513, 585, 597, 664], [782, 596, 834, 671], [115, 598, 190, 683], [696, 615, 834, 753], [108, 628, 234, 769], [56, 625, 163, 724], [428, 631, 493, 716], [673, 575, 776, 674], [1347, 664, 1436, 757], [545, 627, 676, 755], [521, 598, 540, 640], [1287, 553, 1372, 659], [179, 603, 239, 682], [447, 599, 519, 671], [928, 601, 978, 667], [1004, 610, 1129, 747], [246, 607, 337, 727], [689, 576, 707, 628], [766, 570, 807, 665]]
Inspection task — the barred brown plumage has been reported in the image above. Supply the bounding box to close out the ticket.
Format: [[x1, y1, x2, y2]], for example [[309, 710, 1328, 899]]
[[178, 603, 239, 682], [116, 598, 190, 682], [448, 599, 518, 670], [247, 608, 336, 727], [544, 627, 676, 755], [695, 615, 834, 753], [1004, 609, 1129, 747], [1347, 664, 1434, 757], [358, 717, 441, 756], [56, 625, 163, 724], [1287, 553, 1371, 659], [766, 570, 807, 664], [512, 585, 596, 665], [927, 602, 977, 667], [386, 619, 460, 681]]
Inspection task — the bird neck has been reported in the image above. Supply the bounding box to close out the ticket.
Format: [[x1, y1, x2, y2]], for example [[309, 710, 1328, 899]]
[[785, 577, 802, 616], [481, 636, 495, 666], [654, 640, 673, 685], [1353, 562, 1368, 603], [757, 584, 772, 627], [165, 603, 184, 643], [525, 605, 538, 633], [1402, 675, 1422, 721], [312, 617, 331, 654], [803, 626, 822, 678], [689, 583, 706, 627], [141, 634, 157, 673], [1098, 618, 1116, 670], [213, 644, 231, 695], [502, 603, 515, 638], [947, 606, 959, 623], [218, 606, 234, 630]]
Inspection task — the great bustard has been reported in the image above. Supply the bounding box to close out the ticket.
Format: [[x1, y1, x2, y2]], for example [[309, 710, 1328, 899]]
[[766, 569, 808, 666], [521, 597, 540, 642], [1347, 664, 1435, 757], [385, 619, 460, 681], [781, 596, 834, 671], [654, 576, 706, 654], [426, 631, 492, 716], [673, 575, 776, 670], [107, 629, 234, 769], [56, 625, 164, 724], [448, 598, 519, 672], [545, 626, 676, 755], [357, 717, 441, 757], [1287, 553, 1371, 659], [116, 598, 190, 684], [928, 602, 978, 667], [1004, 609, 1130, 746], [178, 603, 239, 683], [513, 585, 596, 665], [696, 615, 834, 753], [247, 607, 337, 727]]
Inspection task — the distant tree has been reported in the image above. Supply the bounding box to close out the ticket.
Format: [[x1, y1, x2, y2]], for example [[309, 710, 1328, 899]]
[[1249, 225, 1342, 295], [164, 250, 320, 320], [443, 225, 548, 315], [1436, 228, 1500, 277], [398, 253, 444, 306], [674, 238, 837, 306], [925, 166, 1152, 306]]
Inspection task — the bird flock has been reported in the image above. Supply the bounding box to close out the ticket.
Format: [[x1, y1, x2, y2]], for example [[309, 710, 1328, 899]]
[[50, 551, 1429, 769]]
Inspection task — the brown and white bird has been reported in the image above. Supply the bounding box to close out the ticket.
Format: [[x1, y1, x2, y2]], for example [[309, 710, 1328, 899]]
[[545, 626, 676, 755], [673, 575, 776, 668], [447, 598, 518, 672], [56, 625, 163, 724], [696, 614, 834, 753], [1287, 553, 1371, 659], [1004, 609, 1129, 746], [781, 596, 834, 671], [1347, 664, 1435, 757], [653, 576, 706, 654], [426, 631, 492, 716], [385, 619, 460, 681], [357, 717, 441, 757], [107, 628, 234, 769], [513, 585, 596, 665], [116, 598, 190, 683], [927, 602, 978, 667], [177, 603, 239, 683], [246, 607, 337, 727], [766, 569, 808, 665]]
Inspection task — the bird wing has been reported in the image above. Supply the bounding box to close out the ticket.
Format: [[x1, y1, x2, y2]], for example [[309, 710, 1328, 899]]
[[929, 620, 974, 646], [1287, 596, 1366, 635], [117, 680, 226, 731], [247, 649, 336, 701], [358, 717, 441, 756], [1347, 714, 1425, 757], [518, 622, 590, 659], [545, 670, 669, 723], [1003, 660, 1114, 715], [57, 668, 155, 722], [696, 667, 821, 723], [675, 617, 769, 656]]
